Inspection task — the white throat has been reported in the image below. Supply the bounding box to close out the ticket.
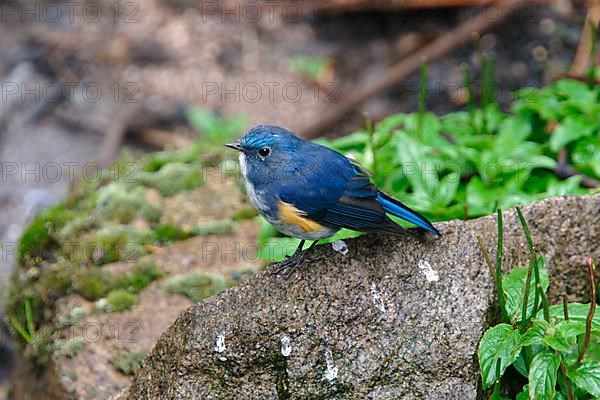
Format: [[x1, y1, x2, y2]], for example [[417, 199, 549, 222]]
[[238, 152, 268, 212]]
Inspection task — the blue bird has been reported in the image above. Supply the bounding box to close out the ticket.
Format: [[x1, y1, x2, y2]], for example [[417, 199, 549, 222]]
[[226, 125, 440, 274]]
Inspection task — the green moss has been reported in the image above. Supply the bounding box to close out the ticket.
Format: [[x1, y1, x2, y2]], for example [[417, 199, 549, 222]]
[[110, 348, 148, 375], [58, 216, 96, 241], [18, 216, 52, 264], [102, 289, 138, 312], [142, 144, 203, 172], [154, 224, 193, 243], [139, 163, 204, 196], [18, 204, 74, 264], [72, 268, 114, 300], [191, 219, 238, 236], [95, 183, 162, 224], [165, 271, 228, 303], [88, 225, 153, 265], [117, 261, 165, 293], [6, 144, 229, 365], [54, 336, 85, 358], [95, 183, 144, 223], [153, 219, 237, 243], [139, 204, 162, 223], [232, 207, 259, 221]]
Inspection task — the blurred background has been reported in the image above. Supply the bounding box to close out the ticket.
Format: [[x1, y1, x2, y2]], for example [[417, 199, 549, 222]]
[[0, 0, 597, 398]]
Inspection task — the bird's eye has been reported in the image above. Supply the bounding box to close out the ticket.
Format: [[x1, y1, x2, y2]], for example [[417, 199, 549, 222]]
[[259, 148, 271, 157]]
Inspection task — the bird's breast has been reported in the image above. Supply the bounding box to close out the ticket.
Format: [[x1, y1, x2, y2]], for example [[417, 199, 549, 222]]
[[239, 153, 270, 213], [271, 201, 338, 240]]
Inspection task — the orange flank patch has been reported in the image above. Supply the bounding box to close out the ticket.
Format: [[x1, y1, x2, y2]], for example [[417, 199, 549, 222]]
[[277, 201, 324, 232]]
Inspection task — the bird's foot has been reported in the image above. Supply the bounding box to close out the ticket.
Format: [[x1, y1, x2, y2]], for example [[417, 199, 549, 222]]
[[269, 248, 321, 278]]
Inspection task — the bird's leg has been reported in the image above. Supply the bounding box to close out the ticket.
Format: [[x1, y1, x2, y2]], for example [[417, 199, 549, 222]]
[[269, 240, 320, 277], [291, 240, 305, 257]]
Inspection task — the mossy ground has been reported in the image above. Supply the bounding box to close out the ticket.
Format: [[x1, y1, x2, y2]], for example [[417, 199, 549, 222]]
[[110, 349, 149, 376], [5, 144, 259, 371]]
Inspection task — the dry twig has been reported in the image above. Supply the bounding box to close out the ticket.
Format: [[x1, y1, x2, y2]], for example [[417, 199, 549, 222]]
[[573, 258, 596, 368], [299, 1, 528, 139], [570, 0, 600, 78]]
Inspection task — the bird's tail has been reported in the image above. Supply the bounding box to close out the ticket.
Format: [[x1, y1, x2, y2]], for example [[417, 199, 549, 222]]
[[377, 192, 440, 235]]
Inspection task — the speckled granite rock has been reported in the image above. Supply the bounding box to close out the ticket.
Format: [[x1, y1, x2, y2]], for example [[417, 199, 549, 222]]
[[124, 194, 600, 399]]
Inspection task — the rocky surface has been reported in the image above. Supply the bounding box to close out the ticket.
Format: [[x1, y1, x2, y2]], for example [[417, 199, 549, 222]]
[[124, 194, 599, 399], [7, 165, 262, 400]]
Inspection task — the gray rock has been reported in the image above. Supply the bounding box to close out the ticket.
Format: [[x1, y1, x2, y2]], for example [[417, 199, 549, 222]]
[[126, 194, 600, 399]]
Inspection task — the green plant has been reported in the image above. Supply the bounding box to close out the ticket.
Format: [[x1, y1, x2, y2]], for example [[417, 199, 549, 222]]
[[117, 260, 165, 293], [185, 107, 246, 145], [10, 297, 36, 344], [164, 271, 228, 303], [191, 219, 238, 236], [72, 268, 115, 300], [17, 204, 74, 264], [289, 55, 333, 83], [6, 135, 233, 364], [477, 208, 599, 399], [110, 348, 148, 375], [9, 297, 54, 365], [153, 224, 193, 243], [94, 183, 161, 224], [87, 225, 153, 265], [259, 76, 598, 263], [102, 289, 139, 312], [138, 163, 204, 197], [54, 336, 86, 358]]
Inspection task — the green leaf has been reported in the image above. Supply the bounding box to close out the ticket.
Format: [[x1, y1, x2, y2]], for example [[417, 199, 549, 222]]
[[433, 172, 459, 208], [185, 107, 246, 143], [571, 136, 600, 178], [528, 155, 557, 170], [503, 260, 549, 323], [257, 237, 302, 263], [319, 131, 369, 153], [478, 323, 522, 389], [566, 362, 600, 397], [540, 303, 600, 332], [543, 320, 585, 353], [521, 320, 549, 347], [555, 79, 594, 103], [549, 115, 593, 152], [556, 319, 587, 339], [516, 386, 530, 400], [545, 176, 585, 197], [317, 229, 362, 244], [490, 387, 511, 400], [581, 332, 600, 363], [551, 392, 566, 400], [465, 177, 504, 217], [442, 111, 476, 138], [528, 350, 560, 400], [376, 114, 406, 135], [514, 352, 529, 378], [498, 115, 532, 143]]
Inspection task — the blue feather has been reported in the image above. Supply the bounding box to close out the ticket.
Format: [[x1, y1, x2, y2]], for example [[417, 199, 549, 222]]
[[376, 192, 440, 235], [234, 125, 440, 237]]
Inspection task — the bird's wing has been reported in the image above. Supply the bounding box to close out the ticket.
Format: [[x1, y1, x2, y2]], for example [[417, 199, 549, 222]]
[[278, 147, 403, 234], [320, 171, 406, 234]]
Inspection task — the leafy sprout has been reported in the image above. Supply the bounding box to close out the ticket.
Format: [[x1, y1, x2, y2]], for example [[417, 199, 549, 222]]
[[478, 210, 599, 399]]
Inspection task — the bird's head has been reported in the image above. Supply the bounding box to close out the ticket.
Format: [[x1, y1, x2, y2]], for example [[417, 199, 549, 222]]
[[225, 125, 300, 177]]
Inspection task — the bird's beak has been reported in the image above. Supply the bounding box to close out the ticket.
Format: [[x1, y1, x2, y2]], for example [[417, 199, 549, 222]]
[[225, 142, 242, 152]]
